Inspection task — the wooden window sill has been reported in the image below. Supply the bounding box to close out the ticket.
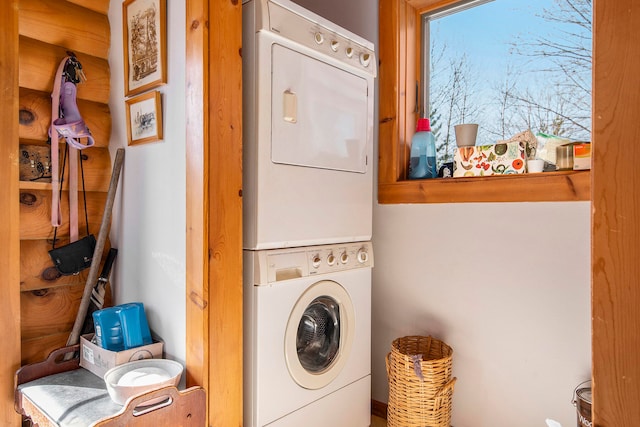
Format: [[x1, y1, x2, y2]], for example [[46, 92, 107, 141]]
[[378, 169, 590, 204]]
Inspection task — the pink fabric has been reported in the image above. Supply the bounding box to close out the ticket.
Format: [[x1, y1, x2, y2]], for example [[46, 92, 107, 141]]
[[51, 56, 85, 242], [50, 56, 68, 229]]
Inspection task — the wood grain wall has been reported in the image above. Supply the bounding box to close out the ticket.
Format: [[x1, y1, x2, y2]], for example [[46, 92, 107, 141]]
[[592, 0, 640, 425], [17, 0, 112, 366]]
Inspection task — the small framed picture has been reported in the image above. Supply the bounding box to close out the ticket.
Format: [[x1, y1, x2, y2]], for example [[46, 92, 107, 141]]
[[123, 0, 166, 97], [125, 91, 163, 145]]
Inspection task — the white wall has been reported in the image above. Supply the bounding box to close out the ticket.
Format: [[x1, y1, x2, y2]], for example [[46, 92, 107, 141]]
[[295, 1, 592, 426], [372, 202, 591, 426], [107, 1, 187, 365]]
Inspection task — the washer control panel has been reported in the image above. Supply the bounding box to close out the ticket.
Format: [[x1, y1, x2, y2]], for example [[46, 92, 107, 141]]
[[251, 241, 374, 284], [306, 241, 373, 275]]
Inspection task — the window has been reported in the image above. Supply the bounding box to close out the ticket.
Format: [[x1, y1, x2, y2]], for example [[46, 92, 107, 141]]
[[423, 0, 592, 167], [378, 0, 591, 203]]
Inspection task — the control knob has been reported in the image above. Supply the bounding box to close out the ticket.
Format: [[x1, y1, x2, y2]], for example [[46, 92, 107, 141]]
[[330, 40, 340, 52], [327, 253, 336, 266], [314, 32, 324, 44], [345, 47, 354, 58], [340, 252, 349, 264], [360, 52, 371, 67], [356, 248, 369, 264], [312, 255, 321, 268]]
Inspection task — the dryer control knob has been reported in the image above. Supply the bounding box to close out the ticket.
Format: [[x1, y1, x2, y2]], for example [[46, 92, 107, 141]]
[[357, 248, 369, 264], [359, 52, 371, 67], [345, 47, 354, 58], [330, 40, 340, 52], [327, 253, 336, 266], [340, 252, 349, 264], [314, 32, 324, 44], [312, 255, 321, 268]]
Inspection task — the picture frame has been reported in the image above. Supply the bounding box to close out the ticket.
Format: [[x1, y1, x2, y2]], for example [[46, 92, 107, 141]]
[[122, 0, 166, 97], [125, 91, 163, 146]]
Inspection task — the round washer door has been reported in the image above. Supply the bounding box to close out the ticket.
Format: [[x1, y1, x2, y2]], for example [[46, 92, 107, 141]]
[[284, 280, 355, 390]]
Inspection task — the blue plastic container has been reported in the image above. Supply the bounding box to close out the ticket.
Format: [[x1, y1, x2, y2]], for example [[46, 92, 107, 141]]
[[93, 306, 124, 351], [119, 302, 152, 349], [92, 302, 152, 351], [408, 118, 437, 179]]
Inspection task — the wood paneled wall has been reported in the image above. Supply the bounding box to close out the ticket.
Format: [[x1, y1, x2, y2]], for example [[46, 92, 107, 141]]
[[592, 0, 640, 425], [17, 0, 112, 366]]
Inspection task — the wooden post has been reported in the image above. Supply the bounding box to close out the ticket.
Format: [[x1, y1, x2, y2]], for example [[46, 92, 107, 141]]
[[0, 0, 22, 425], [592, 0, 640, 424]]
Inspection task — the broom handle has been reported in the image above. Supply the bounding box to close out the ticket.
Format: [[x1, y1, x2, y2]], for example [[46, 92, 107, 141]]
[[66, 148, 125, 347]]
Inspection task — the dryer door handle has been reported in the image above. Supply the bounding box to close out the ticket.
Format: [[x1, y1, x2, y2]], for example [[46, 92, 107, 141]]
[[283, 90, 297, 123]]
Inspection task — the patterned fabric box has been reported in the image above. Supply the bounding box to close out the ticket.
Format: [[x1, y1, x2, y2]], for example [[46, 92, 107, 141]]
[[453, 140, 527, 177]]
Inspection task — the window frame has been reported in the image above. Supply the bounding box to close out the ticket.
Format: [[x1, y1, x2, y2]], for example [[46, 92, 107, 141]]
[[377, 0, 590, 204]]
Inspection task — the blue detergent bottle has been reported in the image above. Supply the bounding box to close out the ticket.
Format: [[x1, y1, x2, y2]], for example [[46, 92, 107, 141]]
[[408, 118, 437, 179]]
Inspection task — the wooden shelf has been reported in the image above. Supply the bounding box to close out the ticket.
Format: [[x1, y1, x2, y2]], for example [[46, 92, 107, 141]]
[[19, 181, 52, 191], [378, 170, 590, 204]]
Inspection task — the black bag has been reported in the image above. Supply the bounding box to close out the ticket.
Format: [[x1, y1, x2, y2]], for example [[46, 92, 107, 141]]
[[48, 135, 96, 276], [49, 234, 96, 276]]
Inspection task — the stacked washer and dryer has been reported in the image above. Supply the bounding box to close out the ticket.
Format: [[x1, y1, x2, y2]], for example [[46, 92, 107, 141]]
[[242, 0, 376, 426]]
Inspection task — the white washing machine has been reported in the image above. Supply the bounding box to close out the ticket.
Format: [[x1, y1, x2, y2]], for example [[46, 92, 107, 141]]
[[242, 0, 377, 250], [244, 242, 373, 427]]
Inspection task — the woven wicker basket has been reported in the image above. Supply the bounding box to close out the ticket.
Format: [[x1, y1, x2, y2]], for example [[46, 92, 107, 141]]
[[386, 336, 456, 427]]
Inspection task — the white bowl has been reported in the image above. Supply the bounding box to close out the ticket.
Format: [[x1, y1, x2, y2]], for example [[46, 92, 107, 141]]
[[104, 359, 183, 405]]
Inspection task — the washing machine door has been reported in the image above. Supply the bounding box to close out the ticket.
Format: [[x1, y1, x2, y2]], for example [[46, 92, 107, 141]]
[[284, 280, 355, 390]]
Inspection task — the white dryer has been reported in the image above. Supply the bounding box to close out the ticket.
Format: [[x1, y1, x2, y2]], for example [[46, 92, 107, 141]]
[[244, 242, 373, 427], [242, 0, 377, 250]]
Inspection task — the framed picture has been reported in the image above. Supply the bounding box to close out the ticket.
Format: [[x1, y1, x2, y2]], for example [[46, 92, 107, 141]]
[[125, 91, 163, 145], [123, 0, 166, 96]]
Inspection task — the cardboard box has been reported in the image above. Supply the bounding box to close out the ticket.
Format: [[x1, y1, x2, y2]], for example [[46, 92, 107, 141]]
[[453, 140, 527, 177], [80, 334, 163, 378], [573, 142, 591, 170]]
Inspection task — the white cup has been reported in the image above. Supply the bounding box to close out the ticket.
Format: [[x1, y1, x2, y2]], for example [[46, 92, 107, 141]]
[[454, 124, 479, 147], [527, 158, 544, 173]]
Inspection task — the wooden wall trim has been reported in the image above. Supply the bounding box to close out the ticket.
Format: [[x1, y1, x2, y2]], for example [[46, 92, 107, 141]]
[[186, 0, 243, 425], [0, 1, 22, 424], [207, 0, 244, 424], [185, 0, 209, 405], [371, 399, 388, 419], [592, 0, 640, 425]]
